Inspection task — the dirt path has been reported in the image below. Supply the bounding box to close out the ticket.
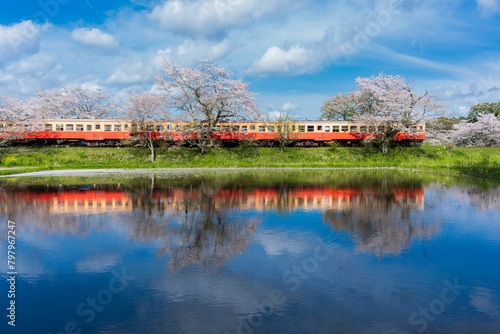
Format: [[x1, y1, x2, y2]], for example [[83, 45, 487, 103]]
[[0, 167, 429, 178]]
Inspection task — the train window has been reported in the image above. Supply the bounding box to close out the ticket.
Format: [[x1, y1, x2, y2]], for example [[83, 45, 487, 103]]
[[146, 125, 154, 131], [156, 125, 164, 131], [56, 124, 63, 131], [299, 125, 305, 132], [268, 126, 274, 132], [95, 124, 101, 130], [250, 125, 255, 131], [115, 125, 122, 131], [292, 125, 296, 131], [332, 126, 339, 132], [242, 126, 248, 132], [45, 124, 53, 131], [7, 123, 13, 129], [378, 125, 384, 132], [104, 125, 112, 131], [223, 125, 230, 131], [175, 125, 181, 131], [317, 126, 322, 131], [369, 126, 375, 132], [76, 124, 84, 131], [0, 124, 3, 130], [277, 126, 282, 133], [86, 125, 92, 131], [232, 126, 240, 132], [341, 126, 348, 132], [350, 126, 357, 132], [258, 126, 265, 132], [167, 125, 173, 130], [360, 126, 367, 132], [419, 126, 423, 131], [15, 124, 22, 130], [324, 126, 330, 132], [307, 125, 314, 132], [66, 124, 74, 131]]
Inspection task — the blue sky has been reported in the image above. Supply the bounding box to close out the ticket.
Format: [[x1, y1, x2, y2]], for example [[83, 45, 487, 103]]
[[1, 0, 499, 118]]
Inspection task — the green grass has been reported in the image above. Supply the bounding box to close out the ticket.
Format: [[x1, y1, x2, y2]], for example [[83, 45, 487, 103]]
[[1, 146, 499, 178]]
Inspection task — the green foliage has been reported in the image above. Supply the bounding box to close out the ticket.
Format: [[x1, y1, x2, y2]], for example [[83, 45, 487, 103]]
[[265, 113, 299, 152], [468, 102, 500, 122], [1, 146, 500, 178], [445, 142, 456, 150], [320, 93, 356, 121], [426, 117, 461, 131], [328, 141, 340, 151]]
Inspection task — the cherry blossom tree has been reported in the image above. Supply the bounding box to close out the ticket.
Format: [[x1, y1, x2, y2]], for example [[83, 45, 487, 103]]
[[350, 73, 445, 154], [36, 86, 115, 119], [155, 60, 261, 155], [0, 95, 40, 146], [121, 91, 170, 163], [320, 92, 358, 121], [468, 102, 500, 122], [266, 112, 299, 152], [452, 113, 500, 147]]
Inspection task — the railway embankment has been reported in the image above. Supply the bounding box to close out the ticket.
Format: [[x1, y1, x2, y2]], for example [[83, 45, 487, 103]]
[[0, 146, 499, 178]]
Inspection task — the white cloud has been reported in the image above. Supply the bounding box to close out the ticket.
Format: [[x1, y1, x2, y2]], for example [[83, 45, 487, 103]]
[[250, 45, 315, 75], [424, 59, 500, 116], [75, 254, 121, 273], [470, 287, 500, 316], [106, 69, 148, 86], [149, 0, 284, 37], [267, 102, 301, 118], [0, 21, 50, 62], [106, 38, 232, 86], [105, 60, 153, 86], [281, 102, 300, 112], [477, 0, 499, 12], [71, 27, 119, 50], [0, 52, 64, 95], [257, 231, 314, 256], [175, 39, 232, 64]]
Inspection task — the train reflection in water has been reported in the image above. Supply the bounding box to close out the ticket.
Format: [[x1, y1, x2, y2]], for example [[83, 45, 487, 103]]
[[1, 186, 425, 214], [0, 182, 431, 261]]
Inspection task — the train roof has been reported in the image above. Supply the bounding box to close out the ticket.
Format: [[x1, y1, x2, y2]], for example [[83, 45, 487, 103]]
[[36, 119, 423, 124], [39, 119, 355, 123], [43, 119, 130, 122]]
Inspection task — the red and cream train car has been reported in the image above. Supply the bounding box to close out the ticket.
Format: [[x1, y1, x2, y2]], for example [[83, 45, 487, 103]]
[[0, 119, 425, 146]]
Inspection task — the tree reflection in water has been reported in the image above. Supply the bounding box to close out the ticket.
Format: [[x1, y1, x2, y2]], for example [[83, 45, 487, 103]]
[[153, 184, 260, 269], [5, 172, 497, 263], [324, 187, 440, 256]]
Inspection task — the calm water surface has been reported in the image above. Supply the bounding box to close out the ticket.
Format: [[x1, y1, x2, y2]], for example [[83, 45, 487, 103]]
[[1, 171, 499, 334]]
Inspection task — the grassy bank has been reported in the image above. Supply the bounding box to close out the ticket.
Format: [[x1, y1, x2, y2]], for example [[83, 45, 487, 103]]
[[1, 146, 499, 178]]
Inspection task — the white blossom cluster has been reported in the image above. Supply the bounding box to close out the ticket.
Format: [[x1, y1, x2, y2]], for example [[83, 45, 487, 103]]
[[452, 114, 500, 147]]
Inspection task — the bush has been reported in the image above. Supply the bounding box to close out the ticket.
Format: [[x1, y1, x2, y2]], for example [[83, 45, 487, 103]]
[[328, 141, 340, 151]]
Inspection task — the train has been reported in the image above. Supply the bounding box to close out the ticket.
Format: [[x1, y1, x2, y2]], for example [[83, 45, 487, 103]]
[[0, 119, 425, 146]]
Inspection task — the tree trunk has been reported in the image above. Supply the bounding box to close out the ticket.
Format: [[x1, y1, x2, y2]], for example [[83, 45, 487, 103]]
[[150, 174, 155, 197], [199, 144, 206, 156], [148, 136, 155, 163], [150, 146, 155, 163], [380, 140, 390, 155]]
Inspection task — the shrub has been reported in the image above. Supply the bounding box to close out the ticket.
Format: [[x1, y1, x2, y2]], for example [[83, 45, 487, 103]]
[[328, 141, 340, 151]]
